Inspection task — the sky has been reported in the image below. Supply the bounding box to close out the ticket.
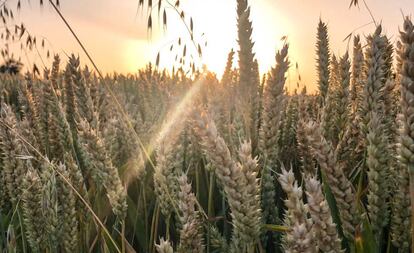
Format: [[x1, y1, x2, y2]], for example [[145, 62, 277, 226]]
[[4, 0, 414, 93]]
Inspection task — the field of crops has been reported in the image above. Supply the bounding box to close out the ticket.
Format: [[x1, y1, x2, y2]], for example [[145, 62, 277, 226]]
[[0, 0, 413, 253]]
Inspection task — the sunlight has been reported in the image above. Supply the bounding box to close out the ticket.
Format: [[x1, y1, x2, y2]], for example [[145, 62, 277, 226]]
[[147, 0, 296, 78], [123, 39, 152, 72], [148, 74, 205, 156], [149, 0, 238, 76]]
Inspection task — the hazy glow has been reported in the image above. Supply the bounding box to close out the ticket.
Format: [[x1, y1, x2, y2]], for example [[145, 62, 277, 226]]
[[140, 75, 205, 175], [123, 39, 153, 73], [5, 0, 414, 92], [152, 75, 204, 152]]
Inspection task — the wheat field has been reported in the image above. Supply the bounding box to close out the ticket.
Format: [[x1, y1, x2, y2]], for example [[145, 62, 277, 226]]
[[0, 0, 413, 253]]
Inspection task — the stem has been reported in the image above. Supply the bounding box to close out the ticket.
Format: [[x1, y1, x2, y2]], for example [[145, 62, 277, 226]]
[[121, 221, 125, 253], [149, 203, 160, 253], [163, 0, 200, 54], [208, 171, 215, 217], [410, 171, 414, 253], [130, 182, 142, 248], [207, 171, 214, 253], [258, 241, 265, 253], [362, 0, 377, 26], [196, 162, 200, 198], [386, 232, 391, 253], [207, 222, 210, 253], [153, 206, 160, 253], [166, 217, 170, 241], [142, 183, 149, 252], [352, 241, 359, 253], [222, 195, 228, 238], [16, 208, 27, 253], [0, 212, 5, 250]]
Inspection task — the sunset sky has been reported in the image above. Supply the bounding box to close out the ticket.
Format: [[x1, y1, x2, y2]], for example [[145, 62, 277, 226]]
[[6, 0, 414, 92]]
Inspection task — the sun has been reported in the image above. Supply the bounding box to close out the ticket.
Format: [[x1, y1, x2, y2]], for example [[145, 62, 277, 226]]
[[123, 39, 153, 73], [132, 0, 238, 76], [125, 0, 295, 79]]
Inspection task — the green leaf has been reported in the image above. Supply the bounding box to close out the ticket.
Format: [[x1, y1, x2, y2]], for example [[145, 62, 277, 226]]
[[357, 218, 378, 253], [264, 224, 288, 233], [127, 197, 147, 251], [320, 171, 351, 250]]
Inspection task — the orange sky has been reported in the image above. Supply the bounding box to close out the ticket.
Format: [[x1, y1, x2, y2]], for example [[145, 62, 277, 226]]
[[4, 0, 414, 93]]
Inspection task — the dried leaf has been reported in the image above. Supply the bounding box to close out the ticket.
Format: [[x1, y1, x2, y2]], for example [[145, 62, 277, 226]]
[[147, 14, 152, 30], [163, 9, 167, 28], [349, 0, 358, 7], [33, 64, 40, 75], [26, 36, 31, 47], [19, 24, 25, 39], [197, 44, 202, 56], [158, 0, 162, 14], [156, 52, 160, 67]]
